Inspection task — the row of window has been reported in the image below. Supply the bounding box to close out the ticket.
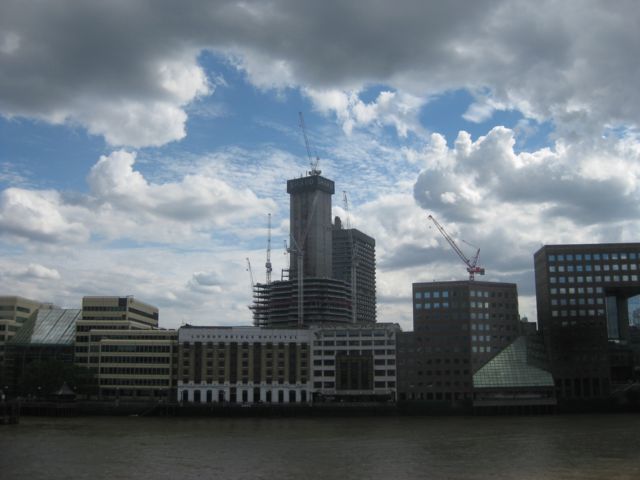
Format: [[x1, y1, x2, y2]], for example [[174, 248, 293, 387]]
[[471, 346, 492, 353], [313, 349, 395, 356], [100, 356, 171, 364], [312, 370, 396, 377], [314, 340, 391, 346], [549, 275, 638, 284], [101, 345, 171, 353], [415, 291, 449, 299], [548, 252, 638, 262], [182, 342, 308, 349], [551, 298, 604, 306], [313, 381, 396, 389], [550, 263, 638, 273], [319, 330, 388, 338], [100, 367, 170, 375], [100, 378, 170, 386], [551, 309, 605, 317], [550, 287, 603, 295]]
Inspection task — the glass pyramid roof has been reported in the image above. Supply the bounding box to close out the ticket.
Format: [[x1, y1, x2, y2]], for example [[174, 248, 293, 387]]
[[473, 336, 555, 388], [9, 308, 80, 346]]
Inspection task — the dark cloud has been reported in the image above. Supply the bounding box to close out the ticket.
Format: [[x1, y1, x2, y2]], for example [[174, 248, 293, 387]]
[[1, 1, 639, 145]]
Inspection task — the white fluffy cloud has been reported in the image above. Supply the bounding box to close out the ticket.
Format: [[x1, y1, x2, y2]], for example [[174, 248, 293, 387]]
[[0, 149, 275, 246]]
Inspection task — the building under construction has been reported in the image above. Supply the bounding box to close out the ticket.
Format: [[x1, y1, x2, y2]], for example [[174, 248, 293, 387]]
[[333, 216, 376, 324], [252, 171, 376, 328]]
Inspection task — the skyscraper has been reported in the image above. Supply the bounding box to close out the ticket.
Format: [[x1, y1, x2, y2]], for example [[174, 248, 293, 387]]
[[287, 174, 335, 279], [332, 216, 376, 324], [253, 172, 378, 328]]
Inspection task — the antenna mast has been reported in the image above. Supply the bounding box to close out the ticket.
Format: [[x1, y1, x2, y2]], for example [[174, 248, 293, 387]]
[[265, 213, 272, 284]]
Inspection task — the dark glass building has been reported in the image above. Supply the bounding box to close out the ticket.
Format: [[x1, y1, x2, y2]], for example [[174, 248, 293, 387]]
[[398, 280, 520, 404], [534, 243, 640, 399]]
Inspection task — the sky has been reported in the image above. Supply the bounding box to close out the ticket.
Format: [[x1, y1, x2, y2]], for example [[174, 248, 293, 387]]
[[2, 1, 640, 331]]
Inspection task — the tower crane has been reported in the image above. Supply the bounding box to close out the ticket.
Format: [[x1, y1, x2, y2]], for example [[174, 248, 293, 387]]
[[343, 191, 352, 229], [265, 213, 272, 284], [246, 257, 255, 312], [299, 112, 321, 176], [427, 214, 485, 281]]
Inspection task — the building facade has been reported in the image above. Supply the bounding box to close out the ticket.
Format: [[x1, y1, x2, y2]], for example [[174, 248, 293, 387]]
[[0, 296, 46, 378], [310, 323, 398, 402], [534, 243, 640, 399], [177, 326, 312, 404], [92, 328, 177, 401], [332, 217, 377, 324], [287, 174, 335, 280], [398, 281, 520, 404]]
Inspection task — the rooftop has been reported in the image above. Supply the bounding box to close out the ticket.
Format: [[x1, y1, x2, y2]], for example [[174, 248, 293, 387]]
[[473, 337, 555, 389]]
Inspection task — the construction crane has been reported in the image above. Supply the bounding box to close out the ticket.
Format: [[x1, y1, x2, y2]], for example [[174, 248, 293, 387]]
[[246, 257, 255, 312], [298, 112, 321, 176], [427, 214, 485, 281], [342, 191, 352, 229], [246, 257, 255, 288], [265, 213, 272, 284]]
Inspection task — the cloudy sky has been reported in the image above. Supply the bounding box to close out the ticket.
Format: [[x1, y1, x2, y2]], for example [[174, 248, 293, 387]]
[[1, 1, 640, 330]]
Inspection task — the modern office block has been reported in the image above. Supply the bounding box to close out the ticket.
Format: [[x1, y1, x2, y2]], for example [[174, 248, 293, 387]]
[[398, 281, 520, 404], [534, 243, 640, 398], [75, 296, 160, 373], [310, 323, 399, 402]]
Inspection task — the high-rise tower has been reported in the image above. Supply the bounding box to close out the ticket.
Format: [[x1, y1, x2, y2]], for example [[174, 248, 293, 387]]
[[287, 174, 335, 279]]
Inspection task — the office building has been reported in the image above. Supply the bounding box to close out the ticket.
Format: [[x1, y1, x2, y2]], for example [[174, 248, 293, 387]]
[[0, 296, 47, 377], [534, 243, 640, 399], [332, 216, 376, 324], [75, 296, 160, 373], [92, 328, 177, 401], [177, 326, 312, 404], [310, 323, 399, 402], [398, 280, 520, 404]]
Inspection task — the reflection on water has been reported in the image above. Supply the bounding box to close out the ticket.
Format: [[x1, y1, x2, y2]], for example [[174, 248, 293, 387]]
[[1, 415, 640, 479]]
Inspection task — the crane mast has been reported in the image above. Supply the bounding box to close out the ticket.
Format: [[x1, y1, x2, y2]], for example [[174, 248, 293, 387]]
[[265, 213, 272, 284], [427, 214, 485, 281], [298, 112, 321, 176]]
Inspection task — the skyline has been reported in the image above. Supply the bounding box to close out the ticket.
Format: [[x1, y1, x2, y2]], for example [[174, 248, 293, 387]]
[[2, 1, 640, 330]]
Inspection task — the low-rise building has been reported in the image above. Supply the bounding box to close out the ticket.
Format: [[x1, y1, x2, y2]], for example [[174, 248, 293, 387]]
[[310, 323, 399, 402], [178, 326, 312, 404]]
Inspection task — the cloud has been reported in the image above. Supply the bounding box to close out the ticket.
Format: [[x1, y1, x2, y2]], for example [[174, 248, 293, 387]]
[[0, 149, 275, 245], [16, 263, 61, 280], [0, 187, 90, 243], [2, 1, 639, 145]]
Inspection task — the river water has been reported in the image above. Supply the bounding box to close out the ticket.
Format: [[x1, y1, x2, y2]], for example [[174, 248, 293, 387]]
[[1, 414, 640, 479]]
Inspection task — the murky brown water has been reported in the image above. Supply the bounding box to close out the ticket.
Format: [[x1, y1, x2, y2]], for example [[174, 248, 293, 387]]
[[1, 414, 640, 479]]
